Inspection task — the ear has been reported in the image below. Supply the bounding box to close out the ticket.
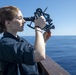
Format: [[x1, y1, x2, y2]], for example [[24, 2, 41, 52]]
[[5, 20, 11, 27]]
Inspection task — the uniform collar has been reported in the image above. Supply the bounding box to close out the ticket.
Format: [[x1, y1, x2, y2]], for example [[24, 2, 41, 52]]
[[3, 32, 21, 41]]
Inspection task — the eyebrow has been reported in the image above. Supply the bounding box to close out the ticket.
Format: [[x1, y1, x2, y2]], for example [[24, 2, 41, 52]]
[[16, 16, 23, 19]]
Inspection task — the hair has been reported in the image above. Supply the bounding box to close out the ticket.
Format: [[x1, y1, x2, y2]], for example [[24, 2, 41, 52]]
[[0, 6, 20, 33]]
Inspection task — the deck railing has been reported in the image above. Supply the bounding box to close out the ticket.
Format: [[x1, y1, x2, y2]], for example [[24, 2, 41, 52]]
[[38, 56, 71, 75]]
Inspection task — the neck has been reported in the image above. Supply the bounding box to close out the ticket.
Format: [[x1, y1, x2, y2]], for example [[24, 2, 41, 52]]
[[6, 30, 17, 37]]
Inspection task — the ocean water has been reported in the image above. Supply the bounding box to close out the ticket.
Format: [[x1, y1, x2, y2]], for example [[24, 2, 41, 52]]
[[23, 36, 76, 75]]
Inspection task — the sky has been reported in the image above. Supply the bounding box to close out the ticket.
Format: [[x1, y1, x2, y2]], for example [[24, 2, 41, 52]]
[[0, 0, 76, 36]]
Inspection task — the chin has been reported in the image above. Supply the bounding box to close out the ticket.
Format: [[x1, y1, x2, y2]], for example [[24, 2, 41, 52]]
[[18, 29, 24, 32], [17, 27, 24, 32]]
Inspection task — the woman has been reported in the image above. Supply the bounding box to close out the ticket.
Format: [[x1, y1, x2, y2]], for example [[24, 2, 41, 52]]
[[0, 6, 51, 75]]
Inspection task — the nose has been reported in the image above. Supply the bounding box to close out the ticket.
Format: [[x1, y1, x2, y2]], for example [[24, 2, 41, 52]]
[[23, 18, 26, 24]]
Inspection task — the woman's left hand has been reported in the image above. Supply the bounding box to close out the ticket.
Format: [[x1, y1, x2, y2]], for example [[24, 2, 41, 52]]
[[43, 30, 51, 43]]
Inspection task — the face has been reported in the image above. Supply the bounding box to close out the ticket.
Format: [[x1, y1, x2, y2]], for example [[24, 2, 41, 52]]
[[7, 10, 25, 32]]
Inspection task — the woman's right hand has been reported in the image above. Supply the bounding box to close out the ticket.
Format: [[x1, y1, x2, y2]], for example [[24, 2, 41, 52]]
[[34, 16, 46, 28]]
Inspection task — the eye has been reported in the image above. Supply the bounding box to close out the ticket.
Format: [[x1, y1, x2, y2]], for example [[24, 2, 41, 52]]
[[17, 16, 23, 20], [18, 17, 22, 20]]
